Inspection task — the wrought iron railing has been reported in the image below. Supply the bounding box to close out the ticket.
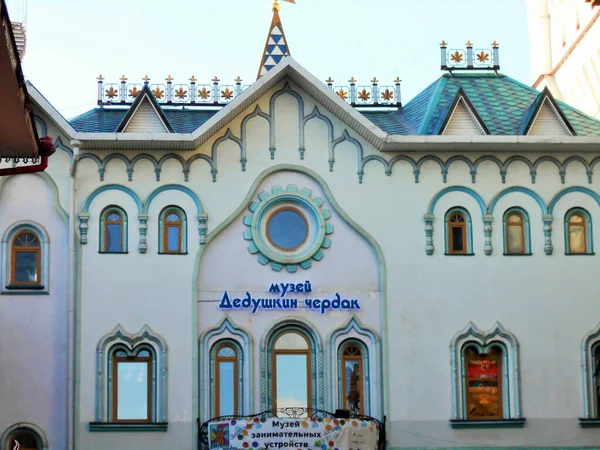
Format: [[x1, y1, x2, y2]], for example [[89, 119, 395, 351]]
[[198, 408, 386, 450]]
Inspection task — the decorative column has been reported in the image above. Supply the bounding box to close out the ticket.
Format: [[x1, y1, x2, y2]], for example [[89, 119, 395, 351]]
[[466, 40, 474, 68], [212, 76, 219, 103], [119, 75, 127, 103], [198, 213, 208, 245], [440, 40, 448, 69], [189, 76, 197, 103], [78, 212, 90, 244], [371, 77, 379, 105], [97, 74, 104, 104], [394, 77, 402, 106], [325, 77, 333, 91], [235, 76, 243, 96], [138, 212, 149, 253], [483, 214, 493, 255], [349, 77, 357, 105], [424, 214, 435, 255], [492, 40, 500, 70], [166, 75, 173, 103], [543, 214, 553, 255]]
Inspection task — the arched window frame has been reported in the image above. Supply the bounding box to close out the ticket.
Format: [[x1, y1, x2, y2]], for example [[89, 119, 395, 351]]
[[1, 424, 48, 450], [261, 321, 323, 411], [502, 207, 531, 255], [444, 207, 473, 255], [338, 339, 369, 416], [564, 207, 593, 255], [211, 339, 243, 418], [580, 322, 600, 423], [99, 205, 128, 254], [1, 222, 49, 295], [93, 325, 168, 430], [158, 206, 187, 254], [450, 322, 524, 428]]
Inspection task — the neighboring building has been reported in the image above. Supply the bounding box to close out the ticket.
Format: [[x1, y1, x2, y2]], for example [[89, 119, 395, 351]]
[[3, 2, 600, 449], [528, 0, 600, 119]]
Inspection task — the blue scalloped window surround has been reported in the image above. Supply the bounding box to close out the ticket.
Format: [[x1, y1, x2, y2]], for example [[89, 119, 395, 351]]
[[99, 206, 128, 254], [503, 207, 532, 256], [564, 208, 594, 255], [244, 185, 333, 273], [444, 207, 474, 256]]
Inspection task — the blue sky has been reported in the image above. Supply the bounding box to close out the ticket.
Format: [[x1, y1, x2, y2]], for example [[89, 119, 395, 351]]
[[7, 0, 530, 119]]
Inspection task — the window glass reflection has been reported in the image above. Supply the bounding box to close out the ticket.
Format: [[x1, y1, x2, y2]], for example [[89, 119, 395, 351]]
[[219, 361, 235, 416], [275, 354, 308, 409], [117, 361, 148, 420]]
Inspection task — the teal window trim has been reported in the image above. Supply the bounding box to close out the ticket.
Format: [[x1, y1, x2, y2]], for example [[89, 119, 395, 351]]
[[210, 339, 244, 418], [502, 207, 531, 255], [450, 418, 526, 429], [564, 207, 593, 255], [107, 343, 157, 423], [158, 205, 188, 254], [1, 221, 50, 295], [337, 338, 370, 416], [444, 207, 473, 255], [99, 205, 128, 254]]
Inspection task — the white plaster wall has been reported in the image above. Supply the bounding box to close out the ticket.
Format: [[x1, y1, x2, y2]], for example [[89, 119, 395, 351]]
[[0, 174, 69, 449], [15, 79, 600, 449]]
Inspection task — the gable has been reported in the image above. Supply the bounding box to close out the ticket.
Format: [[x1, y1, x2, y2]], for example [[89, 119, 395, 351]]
[[442, 97, 486, 135], [123, 97, 169, 133], [527, 98, 573, 136]]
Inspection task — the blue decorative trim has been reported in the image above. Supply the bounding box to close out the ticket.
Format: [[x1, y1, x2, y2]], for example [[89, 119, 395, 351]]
[[101, 154, 133, 181], [158, 205, 188, 254], [145, 184, 203, 214], [388, 156, 418, 181], [473, 156, 504, 183], [54, 136, 73, 158], [269, 82, 305, 160], [548, 186, 600, 214], [83, 184, 143, 213], [444, 207, 473, 254], [99, 205, 128, 253], [95, 324, 168, 423], [241, 105, 271, 163], [243, 184, 333, 272], [450, 322, 521, 420], [333, 130, 364, 183], [1, 221, 50, 295], [303, 106, 334, 165], [79, 154, 103, 180], [488, 186, 547, 215], [502, 207, 531, 255], [131, 154, 161, 181], [564, 207, 593, 255], [200, 316, 253, 419], [183, 154, 214, 182], [581, 322, 600, 418], [416, 155, 445, 184], [428, 186, 486, 216], [260, 318, 324, 411], [210, 129, 245, 180], [443, 156, 476, 184]]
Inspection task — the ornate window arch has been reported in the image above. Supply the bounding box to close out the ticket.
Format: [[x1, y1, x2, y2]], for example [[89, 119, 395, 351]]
[[450, 322, 524, 427], [1, 423, 48, 450], [444, 207, 473, 255], [1, 222, 50, 294], [261, 320, 323, 411], [565, 208, 593, 255], [503, 207, 531, 255], [94, 325, 168, 428], [581, 323, 600, 422], [211, 339, 242, 417], [99, 206, 128, 253], [159, 206, 187, 254]]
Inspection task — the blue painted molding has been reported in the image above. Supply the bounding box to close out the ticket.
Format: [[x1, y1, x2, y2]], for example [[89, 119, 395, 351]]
[[488, 186, 547, 216], [211, 129, 245, 180], [303, 106, 334, 163], [333, 130, 365, 183], [83, 184, 143, 213], [427, 186, 486, 216], [33, 115, 47, 137], [450, 322, 522, 420], [144, 184, 203, 214], [95, 324, 168, 423], [131, 154, 160, 181], [269, 82, 305, 160], [259, 317, 324, 411], [199, 316, 253, 419], [548, 186, 600, 214], [241, 105, 271, 163]]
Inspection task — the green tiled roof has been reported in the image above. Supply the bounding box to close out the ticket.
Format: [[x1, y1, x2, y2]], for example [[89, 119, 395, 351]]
[[69, 72, 600, 137]]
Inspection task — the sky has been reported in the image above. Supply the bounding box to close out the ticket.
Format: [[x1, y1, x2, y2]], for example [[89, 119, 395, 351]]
[[6, 0, 530, 120]]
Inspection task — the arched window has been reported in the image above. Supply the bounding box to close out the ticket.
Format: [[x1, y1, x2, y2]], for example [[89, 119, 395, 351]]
[[503, 208, 530, 255], [272, 331, 312, 410], [463, 345, 503, 420], [11, 231, 41, 286], [340, 342, 364, 415], [213, 341, 240, 417], [8, 432, 38, 450], [445, 208, 472, 255], [580, 323, 600, 422], [100, 206, 127, 253], [110, 346, 153, 423], [565, 208, 593, 255], [159, 206, 187, 254]]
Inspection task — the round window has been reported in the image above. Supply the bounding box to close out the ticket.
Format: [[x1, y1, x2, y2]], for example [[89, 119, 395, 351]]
[[266, 208, 308, 251]]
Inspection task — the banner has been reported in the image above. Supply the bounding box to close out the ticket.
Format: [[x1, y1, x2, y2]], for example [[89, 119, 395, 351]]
[[209, 417, 380, 450]]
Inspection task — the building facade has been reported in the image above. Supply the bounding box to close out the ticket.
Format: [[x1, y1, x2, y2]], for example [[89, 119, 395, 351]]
[[3, 5, 600, 450]]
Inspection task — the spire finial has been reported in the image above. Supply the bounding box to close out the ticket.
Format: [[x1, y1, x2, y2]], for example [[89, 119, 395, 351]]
[[272, 0, 280, 12], [257, 0, 295, 79]]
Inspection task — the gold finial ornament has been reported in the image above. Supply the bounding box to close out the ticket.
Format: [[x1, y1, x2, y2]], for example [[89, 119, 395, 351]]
[[440, 40, 447, 47], [120, 75, 127, 81], [189, 75, 197, 82], [349, 77, 357, 83], [325, 77, 334, 83], [394, 77, 402, 83], [166, 75, 174, 82], [212, 76, 220, 83], [143, 75, 150, 82], [492, 40, 500, 47], [371, 77, 379, 84], [272, 0, 280, 12], [97, 74, 104, 81], [234, 76, 243, 83], [466, 40, 473, 47]]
